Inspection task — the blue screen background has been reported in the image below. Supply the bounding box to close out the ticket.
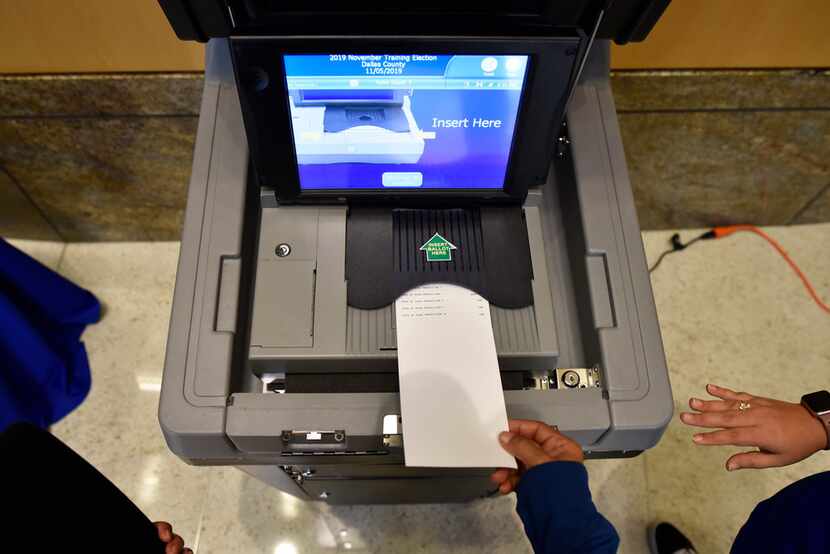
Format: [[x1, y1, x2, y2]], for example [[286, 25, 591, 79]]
[[283, 54, 529, 191]]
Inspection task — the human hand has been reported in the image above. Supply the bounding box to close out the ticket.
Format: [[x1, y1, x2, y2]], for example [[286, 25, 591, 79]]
[[680, 383, 828, 471], [490, 419, 584, 494], [154, 521, 193, 554]]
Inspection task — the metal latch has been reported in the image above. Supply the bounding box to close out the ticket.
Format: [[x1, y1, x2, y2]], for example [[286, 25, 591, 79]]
[[281, 430, 346, 452], [552, 367, 602, 389], [382, 414, 402, 448]]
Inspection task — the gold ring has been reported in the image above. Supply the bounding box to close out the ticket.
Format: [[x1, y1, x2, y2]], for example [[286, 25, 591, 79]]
[[738, 401, 751, 412]]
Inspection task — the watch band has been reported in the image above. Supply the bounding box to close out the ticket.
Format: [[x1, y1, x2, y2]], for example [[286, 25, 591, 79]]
[[817, 412, 830, 451], [801, 394, 830, 451]]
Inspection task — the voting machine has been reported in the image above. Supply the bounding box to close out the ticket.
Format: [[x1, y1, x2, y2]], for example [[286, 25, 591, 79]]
[[157, 1, 675, 504]]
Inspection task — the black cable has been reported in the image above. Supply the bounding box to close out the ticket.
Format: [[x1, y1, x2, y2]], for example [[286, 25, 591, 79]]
[[648, 231, 716, 273]]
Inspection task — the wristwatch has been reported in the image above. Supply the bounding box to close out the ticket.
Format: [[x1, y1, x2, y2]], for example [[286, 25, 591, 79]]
[[801, 390, 830, 450]]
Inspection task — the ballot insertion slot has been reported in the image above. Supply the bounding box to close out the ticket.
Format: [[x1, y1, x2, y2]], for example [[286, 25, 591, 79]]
[[261, 369, 601, 394], [261, 371, 538, 393]]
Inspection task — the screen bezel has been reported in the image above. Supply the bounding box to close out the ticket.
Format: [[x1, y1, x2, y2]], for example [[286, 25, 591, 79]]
[[231, 35, 582, 204]]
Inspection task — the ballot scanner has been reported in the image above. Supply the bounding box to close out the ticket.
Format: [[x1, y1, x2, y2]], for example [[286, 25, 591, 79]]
[[158, 1, 674, 504]]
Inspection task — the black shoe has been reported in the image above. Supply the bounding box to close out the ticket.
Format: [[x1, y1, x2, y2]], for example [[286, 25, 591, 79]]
[[648, 522, 697, 554]]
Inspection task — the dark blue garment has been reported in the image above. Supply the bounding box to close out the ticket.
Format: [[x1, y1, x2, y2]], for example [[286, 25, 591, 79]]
[[0, 239, 100, 430], [732, 471, 830, 554], [515, 461, 620, 554], [1, 423, 167, 553]]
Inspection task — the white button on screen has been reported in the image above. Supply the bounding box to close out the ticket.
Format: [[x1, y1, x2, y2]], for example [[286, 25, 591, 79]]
[[382, 172, 423, 187], [506, 56, 523, 73], [480, 57, 498, 73]]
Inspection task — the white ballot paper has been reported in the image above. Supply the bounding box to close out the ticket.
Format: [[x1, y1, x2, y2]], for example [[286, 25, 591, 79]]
[[395, 283, 516, 469]]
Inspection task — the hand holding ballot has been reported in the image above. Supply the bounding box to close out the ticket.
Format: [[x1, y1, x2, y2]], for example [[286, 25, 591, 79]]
[[490, 419, 620, 553], [490, 419, 585, 495]]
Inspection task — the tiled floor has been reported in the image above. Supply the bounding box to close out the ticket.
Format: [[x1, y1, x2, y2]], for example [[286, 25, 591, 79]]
[[641, 225, 830, 554], [9, 223, 830, 554], [7, 238, 64, 269]]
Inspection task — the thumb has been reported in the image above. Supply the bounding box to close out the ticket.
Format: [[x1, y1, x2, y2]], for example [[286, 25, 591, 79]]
[[499, 432, 551, 469]]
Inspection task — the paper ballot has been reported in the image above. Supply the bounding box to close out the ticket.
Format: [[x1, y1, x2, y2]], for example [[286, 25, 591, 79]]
[[395, 283, 516, 469]]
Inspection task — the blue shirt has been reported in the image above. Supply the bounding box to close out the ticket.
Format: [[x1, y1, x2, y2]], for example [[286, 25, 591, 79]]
[[732, 470, 830, 554], [515, 461, 619, 554], [515, 462, 830, 554]]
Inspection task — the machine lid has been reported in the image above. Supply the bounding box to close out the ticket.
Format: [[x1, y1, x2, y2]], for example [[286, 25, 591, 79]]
[[158, 0, 671, 44]]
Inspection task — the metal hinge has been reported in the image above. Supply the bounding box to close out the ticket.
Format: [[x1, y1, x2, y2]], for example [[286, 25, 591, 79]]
[[556, 133, 571, 158]]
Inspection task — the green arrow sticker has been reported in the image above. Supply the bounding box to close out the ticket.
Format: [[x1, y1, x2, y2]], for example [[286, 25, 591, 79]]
[[420, 232, 457, 262]]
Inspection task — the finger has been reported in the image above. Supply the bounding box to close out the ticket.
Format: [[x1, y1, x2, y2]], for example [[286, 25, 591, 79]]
[[184, 550, 193, 554], [679, 409, 757, 429], [490, 468, 513, 485], [540, 433, 571, 451], [498, 472, 522, 494], [499, 432, 551, 469], [726, 451, 783, 471], [692, 428, 760, 447], [154, 522, 173, 543], [166, 535, 185, 554], [689, 397, 736, 412], [692, 397, 774, 414], [540, 433, 583, 462], [706, 384, 752, 402], [508, 419, 558, 445]]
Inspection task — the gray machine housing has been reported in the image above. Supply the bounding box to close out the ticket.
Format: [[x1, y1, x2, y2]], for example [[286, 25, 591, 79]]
[[248, 204, 559, 374], [159, 39, 673, 504]]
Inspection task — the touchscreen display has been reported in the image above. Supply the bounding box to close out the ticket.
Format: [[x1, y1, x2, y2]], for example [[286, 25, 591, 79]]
[[283, 54, 529, 191]]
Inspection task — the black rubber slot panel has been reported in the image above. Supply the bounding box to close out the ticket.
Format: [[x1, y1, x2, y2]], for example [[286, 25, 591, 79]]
[[346, 206, 533, 309], [285, 371, 530, 393]]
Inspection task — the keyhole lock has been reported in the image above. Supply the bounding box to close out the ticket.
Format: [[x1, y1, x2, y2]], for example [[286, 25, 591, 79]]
[[276, 243, 291, 258]]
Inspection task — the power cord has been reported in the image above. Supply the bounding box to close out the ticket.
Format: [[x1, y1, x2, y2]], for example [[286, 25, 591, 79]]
[[648, 230, 715, 273], [649, 225, 829, 314]]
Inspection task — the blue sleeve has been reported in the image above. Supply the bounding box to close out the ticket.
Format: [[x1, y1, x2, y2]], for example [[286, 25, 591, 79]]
[[0, 239, 100, 430], [732, 471, 830, 554], [515, 461, 619, 554]]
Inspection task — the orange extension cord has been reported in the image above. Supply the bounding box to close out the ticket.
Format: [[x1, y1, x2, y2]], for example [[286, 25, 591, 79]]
[[711, 225, 830, 314]]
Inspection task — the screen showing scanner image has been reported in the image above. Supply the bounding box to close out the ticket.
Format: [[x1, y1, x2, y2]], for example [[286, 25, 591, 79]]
[[283, 54, 530, 191]]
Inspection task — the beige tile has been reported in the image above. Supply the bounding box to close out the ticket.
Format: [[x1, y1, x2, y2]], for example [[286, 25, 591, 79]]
[[50, 242, 209, 547], [5, 238, 65, 270], [585, 458, 650, 554], [320, 495, 531, 554], [642, 224, 830, 553]]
